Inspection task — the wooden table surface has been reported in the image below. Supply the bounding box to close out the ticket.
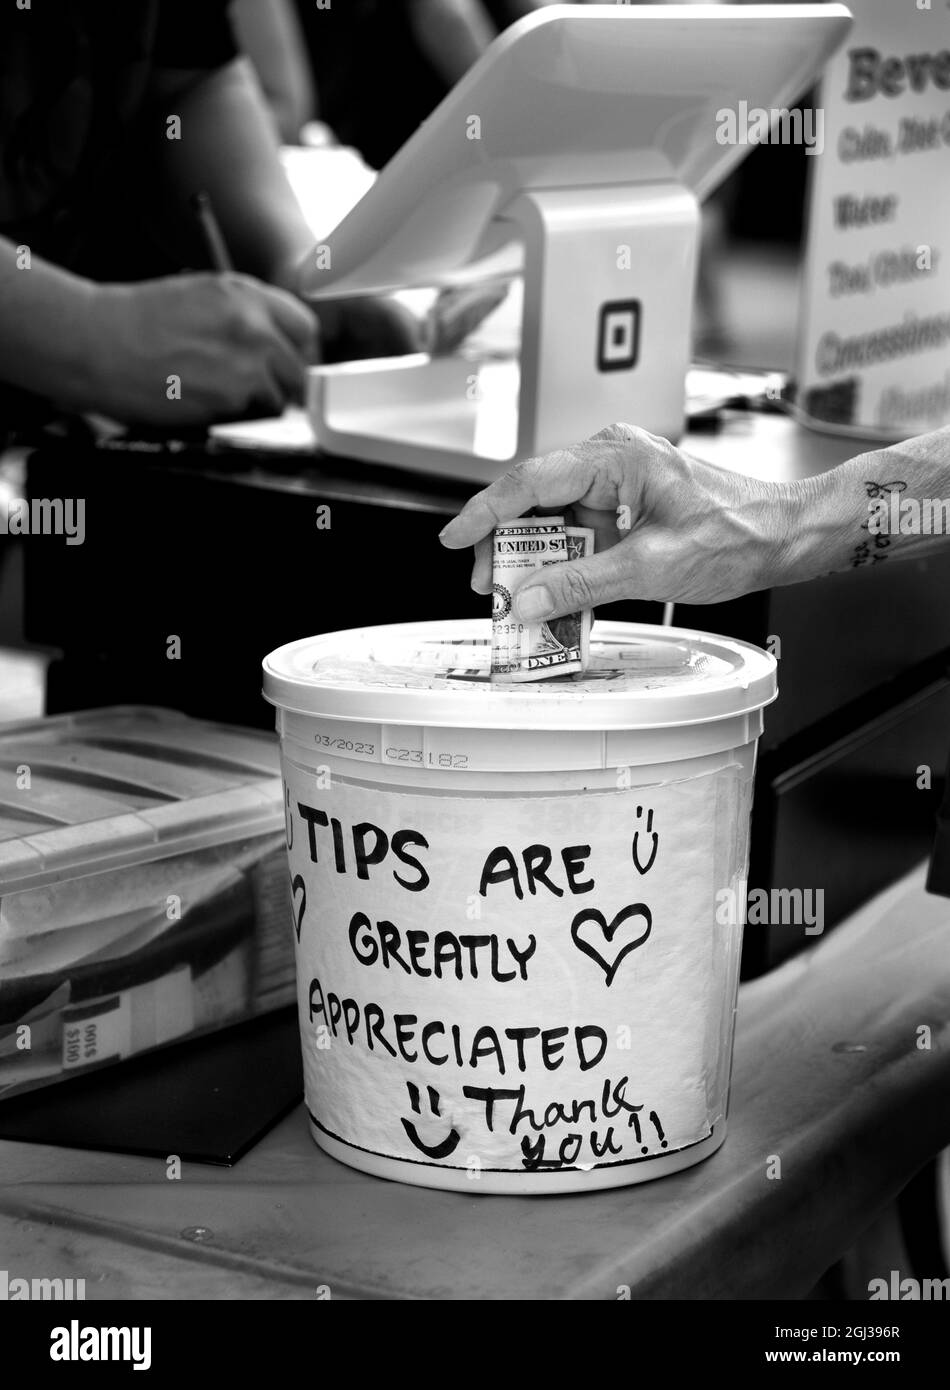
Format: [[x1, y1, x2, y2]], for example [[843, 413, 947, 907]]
[[1, 864, 946, 1301]]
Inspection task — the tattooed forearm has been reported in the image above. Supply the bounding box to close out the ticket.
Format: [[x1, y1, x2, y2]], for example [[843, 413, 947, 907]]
[[848, 480, 907, 568], [778, 428, 950, 586]]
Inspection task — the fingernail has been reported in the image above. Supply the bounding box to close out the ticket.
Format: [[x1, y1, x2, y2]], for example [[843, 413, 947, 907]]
[[516, 586, 553, 621]]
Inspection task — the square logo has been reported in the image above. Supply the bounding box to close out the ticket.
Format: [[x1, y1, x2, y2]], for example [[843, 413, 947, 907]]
[[597, 300, 641, 372]]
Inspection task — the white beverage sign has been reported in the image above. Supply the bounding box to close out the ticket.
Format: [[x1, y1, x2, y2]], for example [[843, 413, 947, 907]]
[[797, 0, 950, 438]]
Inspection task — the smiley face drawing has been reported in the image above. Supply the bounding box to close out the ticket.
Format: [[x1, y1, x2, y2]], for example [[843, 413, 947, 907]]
[[401, 1082, 461, 1160]]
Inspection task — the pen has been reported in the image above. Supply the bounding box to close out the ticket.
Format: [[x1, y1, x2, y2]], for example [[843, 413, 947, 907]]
[[190, 190, 234, 274]]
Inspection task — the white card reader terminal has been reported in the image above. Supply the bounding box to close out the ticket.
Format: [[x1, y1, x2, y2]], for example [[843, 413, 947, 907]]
[[301, 4, 852, 482]]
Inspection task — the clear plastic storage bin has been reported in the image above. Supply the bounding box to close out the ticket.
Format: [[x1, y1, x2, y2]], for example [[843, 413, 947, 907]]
[[0, 708, 295, 1100]]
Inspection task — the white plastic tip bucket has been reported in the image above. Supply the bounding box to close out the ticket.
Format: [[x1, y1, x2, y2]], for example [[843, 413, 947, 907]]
[[263, 619, 777, 1194]]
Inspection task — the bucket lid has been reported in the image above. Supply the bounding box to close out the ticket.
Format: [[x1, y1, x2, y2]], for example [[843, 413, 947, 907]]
[[262, 620, 777, 732]]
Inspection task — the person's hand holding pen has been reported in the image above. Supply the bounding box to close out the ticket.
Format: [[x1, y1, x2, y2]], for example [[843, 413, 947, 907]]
[[69, 191, 318, 427], [0, 46, 431, 431], [68, 244, 490, 427], [83, 272, 316, 426], [189, 195, 425, 380]]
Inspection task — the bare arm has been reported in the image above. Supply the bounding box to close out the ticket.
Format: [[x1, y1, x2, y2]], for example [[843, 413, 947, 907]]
[[231, 0, 315, 142], [0, 233, 316, 426], [783, 428, 950, 580], [152, 58, 315, 293], [0, 238, 99, 411]]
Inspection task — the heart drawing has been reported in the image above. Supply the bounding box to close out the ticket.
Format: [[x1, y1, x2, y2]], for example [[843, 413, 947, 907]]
[[570, 904, 653, 987]]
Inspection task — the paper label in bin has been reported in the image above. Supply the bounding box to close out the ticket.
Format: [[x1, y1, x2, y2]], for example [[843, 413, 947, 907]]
[[62, 995, 131, 1070]]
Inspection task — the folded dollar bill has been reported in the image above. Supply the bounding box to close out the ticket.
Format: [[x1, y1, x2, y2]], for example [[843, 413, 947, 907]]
[[491, 516, 594, 682]]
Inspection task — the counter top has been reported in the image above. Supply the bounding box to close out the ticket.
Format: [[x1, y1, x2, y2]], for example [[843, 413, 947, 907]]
[[1, 864, 946, 1300]]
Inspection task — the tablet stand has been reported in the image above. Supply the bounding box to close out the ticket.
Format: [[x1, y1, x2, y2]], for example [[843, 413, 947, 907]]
[[301, 4, 852, 482], [309, 183, 699, 483]]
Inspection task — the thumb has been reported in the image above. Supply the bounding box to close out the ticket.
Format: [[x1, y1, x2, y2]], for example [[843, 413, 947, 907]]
[[514, 546, 635, 623]]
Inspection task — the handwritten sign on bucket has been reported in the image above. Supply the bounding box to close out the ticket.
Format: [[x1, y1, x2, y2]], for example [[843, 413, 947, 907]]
[[282, 762, 737, 1179]]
